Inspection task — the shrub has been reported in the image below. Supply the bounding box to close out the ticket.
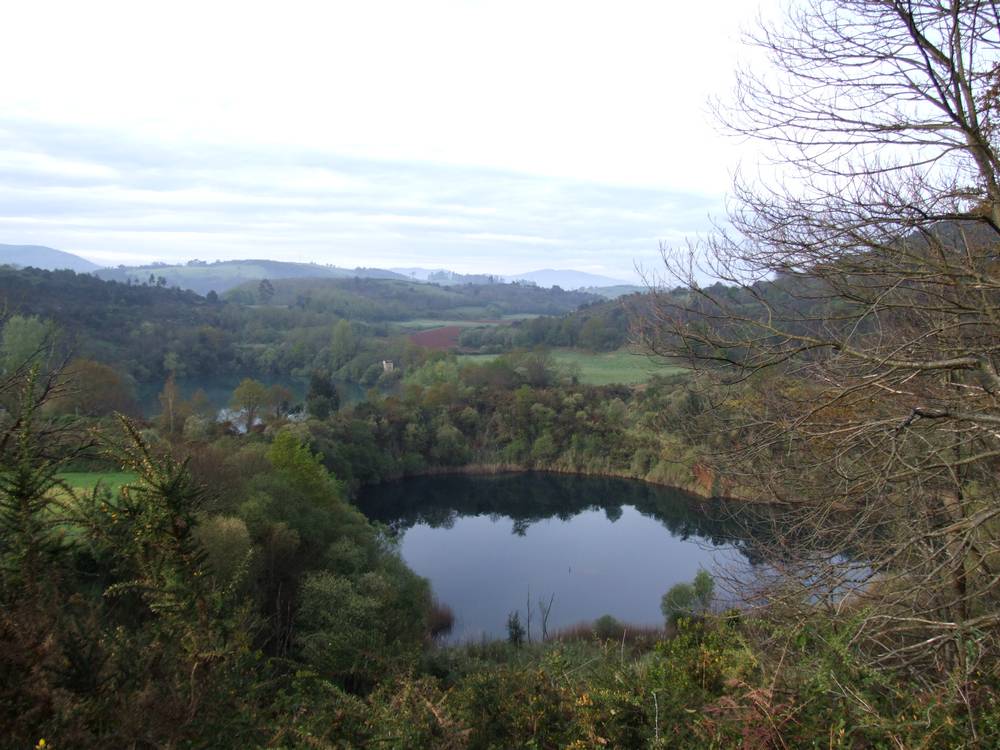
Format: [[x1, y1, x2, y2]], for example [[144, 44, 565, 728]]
[[662, 569, 714, 625]]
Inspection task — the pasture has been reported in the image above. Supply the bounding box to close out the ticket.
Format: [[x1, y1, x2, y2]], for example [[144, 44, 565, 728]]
[[456, 348, 683, 386], [57, 472, 138, 494]]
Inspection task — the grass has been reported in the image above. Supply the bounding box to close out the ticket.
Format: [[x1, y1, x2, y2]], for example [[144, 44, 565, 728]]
[[550, 349, 682, 386], [46, 473, 139, 542], [57, 472, 137, 494], [456, 348, 683, 386]]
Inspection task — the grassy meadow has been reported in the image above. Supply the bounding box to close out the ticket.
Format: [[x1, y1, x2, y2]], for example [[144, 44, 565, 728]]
[[57, 472, 138, 494], [458, 348, 682, 386]]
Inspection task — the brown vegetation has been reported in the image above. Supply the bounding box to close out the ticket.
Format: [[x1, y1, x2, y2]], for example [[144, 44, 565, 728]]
[[408, 326, 464, 350]]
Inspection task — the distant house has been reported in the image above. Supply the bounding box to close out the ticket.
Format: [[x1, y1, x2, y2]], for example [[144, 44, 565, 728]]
[[382, 360, 395, 373]]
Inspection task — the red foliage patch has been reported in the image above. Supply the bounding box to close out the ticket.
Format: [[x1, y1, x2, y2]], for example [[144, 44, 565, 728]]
[[408, 326, 463, 350]]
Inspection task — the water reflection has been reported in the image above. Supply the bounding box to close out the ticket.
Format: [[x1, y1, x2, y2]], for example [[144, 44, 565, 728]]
[[356, 473, 771, 641]]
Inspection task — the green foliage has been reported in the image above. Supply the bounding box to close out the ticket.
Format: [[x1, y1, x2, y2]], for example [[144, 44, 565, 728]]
[[0, 315, 51, 376], [0, 369, 76, 589], [593, 614, 623, 640], [257, 277, 275, 304], [661, 583, 696, 623], [228, 276, 600, 322], [454, 666, 580, 748], [662, 569, 714, 624], [507, 610, 526, 646], [306, 368, 339, 418], [692, 569, 714, 608], [296, 567, 428, 685], [194, 515, 254, 588], [230, 377, 268, 430], [57, 471, 137, 492], [458, 294, 635, 353], [329, 318, 358, 370]]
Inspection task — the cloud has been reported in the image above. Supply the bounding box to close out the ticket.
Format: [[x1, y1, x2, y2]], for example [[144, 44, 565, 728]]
[[0, 118, 722, 279]]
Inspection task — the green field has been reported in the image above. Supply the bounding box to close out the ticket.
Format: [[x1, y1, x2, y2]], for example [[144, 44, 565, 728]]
[[57, 472, 138, 493], [457, 348, 683, 386]]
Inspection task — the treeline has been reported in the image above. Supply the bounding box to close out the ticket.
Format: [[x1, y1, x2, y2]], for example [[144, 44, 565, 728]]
[[0, 267, 607, 390], [0, 265, 847, 398], [458, 297, 633, 352], [455, 277, 847, 355], [286, 351, 714, 495], [227, 276, 600, 320]]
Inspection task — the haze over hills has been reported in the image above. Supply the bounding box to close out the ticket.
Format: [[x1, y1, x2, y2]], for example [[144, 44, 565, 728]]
[[392, 267, 635, 290], [580, 284, 646, 299], [0, 244, 101, 273], [0, 242, 642, 296], [509, 269, 631, 289], [95, 260, 409, 296]]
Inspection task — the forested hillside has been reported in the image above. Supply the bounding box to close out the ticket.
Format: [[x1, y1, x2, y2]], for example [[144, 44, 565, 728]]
[[96, 258, 408, 295], [227, 276, 600, 320], [0, 267, 601, 387]]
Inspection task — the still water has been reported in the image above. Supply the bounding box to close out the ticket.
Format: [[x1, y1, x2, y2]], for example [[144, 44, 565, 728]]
[[357, 473, 754, 642]]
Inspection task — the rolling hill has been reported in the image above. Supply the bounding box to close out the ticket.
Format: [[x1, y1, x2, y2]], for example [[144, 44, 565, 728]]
[[226, 276, 602, 321], [95, 259, 409, 295], [510, 269, 631, 289], [0, 244, 101, 273]]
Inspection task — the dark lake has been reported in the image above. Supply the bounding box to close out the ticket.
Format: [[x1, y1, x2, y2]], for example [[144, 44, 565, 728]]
[[356, 473, 757, 642]]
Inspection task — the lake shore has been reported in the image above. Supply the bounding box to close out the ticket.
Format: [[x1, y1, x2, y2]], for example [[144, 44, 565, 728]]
[[361, 461, 760, 504]]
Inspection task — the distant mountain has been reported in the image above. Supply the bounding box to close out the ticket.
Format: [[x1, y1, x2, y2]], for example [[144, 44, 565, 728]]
[[0, 244, 101, 273], [96, 259, 409, 296], [511, 269, 631, 289]]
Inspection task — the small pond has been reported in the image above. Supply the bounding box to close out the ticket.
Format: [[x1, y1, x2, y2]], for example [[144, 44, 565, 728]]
[[357, 473, 761, 642]]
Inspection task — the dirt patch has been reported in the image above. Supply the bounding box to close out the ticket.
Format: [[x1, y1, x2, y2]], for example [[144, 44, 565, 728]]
[[408, 326, 463, 350]]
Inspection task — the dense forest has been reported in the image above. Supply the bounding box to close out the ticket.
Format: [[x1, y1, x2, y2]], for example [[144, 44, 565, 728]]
[[0, 266, 598, 386], [225, 276, 601, 321]]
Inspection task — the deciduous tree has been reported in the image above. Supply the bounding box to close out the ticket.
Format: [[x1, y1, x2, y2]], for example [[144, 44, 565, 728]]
[[642, 0, 1000, 680], [231, 378, 268, 432]]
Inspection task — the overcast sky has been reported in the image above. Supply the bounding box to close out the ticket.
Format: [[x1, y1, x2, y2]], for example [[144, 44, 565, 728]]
[[0, 0, 773, 281]]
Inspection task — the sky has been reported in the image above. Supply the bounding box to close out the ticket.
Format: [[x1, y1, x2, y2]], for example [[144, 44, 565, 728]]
[[0, 0, 772, 282]]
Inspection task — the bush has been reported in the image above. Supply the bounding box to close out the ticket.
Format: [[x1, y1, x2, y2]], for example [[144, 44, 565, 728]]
[[593, 614, 623, 640], [507, 611, 525, 646], [661, 569, 714, 625]]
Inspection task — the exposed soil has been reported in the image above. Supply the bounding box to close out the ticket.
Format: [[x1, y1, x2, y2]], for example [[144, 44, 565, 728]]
[[408, 326, 463, 350]]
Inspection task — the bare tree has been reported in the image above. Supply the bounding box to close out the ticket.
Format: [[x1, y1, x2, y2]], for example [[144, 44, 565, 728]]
[[538, 593, 555, 642], [641, 0, 1000, 683]]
